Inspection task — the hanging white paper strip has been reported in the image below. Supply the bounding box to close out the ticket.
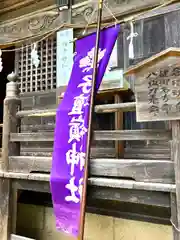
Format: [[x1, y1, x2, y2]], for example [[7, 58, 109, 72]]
[[127, 21, 138, 59], [31, 43, 40, 68]]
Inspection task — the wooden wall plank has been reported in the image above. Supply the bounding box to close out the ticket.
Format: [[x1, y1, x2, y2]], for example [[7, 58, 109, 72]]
[[88, 186, 170, 208], [9, 156, 174, 183], [12, 179, 170, 208], [143, 15, 165, 57], [165, 10, 180, 48], [10, 129, 171, 142], [171, 120, 180, 239], [0, 179, 10, 240], [1, 171, 175, 192], [114, 94, 124, 158], [16, 102, 136, 117], [20, 147, 116, 158]]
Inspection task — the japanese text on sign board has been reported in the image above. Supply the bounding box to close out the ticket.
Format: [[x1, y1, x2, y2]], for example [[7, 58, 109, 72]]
[[147, 66, 180, 116]]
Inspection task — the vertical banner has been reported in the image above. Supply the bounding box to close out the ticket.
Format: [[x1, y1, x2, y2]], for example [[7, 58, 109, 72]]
[[50, 25, 120, 237]]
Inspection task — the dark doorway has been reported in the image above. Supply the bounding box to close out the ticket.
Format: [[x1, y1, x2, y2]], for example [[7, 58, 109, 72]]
[[0, 47, 15, 145]]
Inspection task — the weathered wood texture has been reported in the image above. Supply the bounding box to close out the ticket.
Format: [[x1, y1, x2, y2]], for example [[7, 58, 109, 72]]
[[1, 98, 20, 171], [129, 52, 180, 122], [171, 120, 180, 239], [0, 179, 10, 240], [0, 8, 70, 45], [114, 94, 124, 157], [17, 102, 136, 117], [0, 0, 173, 37], [20, 145, 170, 160], [0, 171, 175, 192], [0, 75, 22, 240], [10, 129, 171, 142], [171, 193, 179, 240], [8, 157, 174, 183], [1, 73, 21, 173], [89, 178, 175, 192], [12, 178, 171, 208], [71, 0, 177, 25], [18, 95, 171, 160]]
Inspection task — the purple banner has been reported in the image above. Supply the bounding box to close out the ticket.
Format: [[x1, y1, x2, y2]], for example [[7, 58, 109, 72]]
[[50, 25, 120, 237]]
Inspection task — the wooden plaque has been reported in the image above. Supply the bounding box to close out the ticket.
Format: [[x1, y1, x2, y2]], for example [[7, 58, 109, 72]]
[[124, 48, 180, 122]]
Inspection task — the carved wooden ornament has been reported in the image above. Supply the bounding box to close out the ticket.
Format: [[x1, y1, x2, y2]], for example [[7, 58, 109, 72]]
[[124, 48, 180, 122]]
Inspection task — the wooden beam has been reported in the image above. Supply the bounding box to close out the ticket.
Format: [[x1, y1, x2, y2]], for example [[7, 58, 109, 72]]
[[89, 178, 175, 192], [114, 94, 124, 158], [8, 156, 174, 183], [20, 147, 116, 158], [10, 129, 171, 142], [12, 179, 170, 208], [16, 102, 136, 117], [0, 171, 175, 192]]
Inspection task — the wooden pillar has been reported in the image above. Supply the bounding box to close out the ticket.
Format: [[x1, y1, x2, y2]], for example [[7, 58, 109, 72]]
[[114, 93, 124, 158], [171, 120, 180, 240], [0, 72, 20, 240]]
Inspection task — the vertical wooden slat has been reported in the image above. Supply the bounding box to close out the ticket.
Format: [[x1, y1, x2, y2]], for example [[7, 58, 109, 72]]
[[30, 44, 33, 93], [51, 37, 54, 90], [25, 45, 28, 93], [10, 187, 18, 234], [171, 120, 180, 240], [45, 39, 48, 90], [134, 20, 144, 60], [143, 15, 165, 57], [35, 45, 38, 92], [164, 10, 180, 48], [171, 193, 179, 240], [0, 178, 10, 240], [40, 41, 43, 91], [20, 46, 23, 93], [114, 94, 124, 158]]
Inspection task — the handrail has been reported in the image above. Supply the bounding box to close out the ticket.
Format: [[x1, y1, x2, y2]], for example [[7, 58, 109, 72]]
[[16, 102, 136, 117], [0, 171, 175, 193]]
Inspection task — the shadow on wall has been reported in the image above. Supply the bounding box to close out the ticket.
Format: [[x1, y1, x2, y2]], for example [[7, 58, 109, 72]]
[[16, 203, 172, 240]]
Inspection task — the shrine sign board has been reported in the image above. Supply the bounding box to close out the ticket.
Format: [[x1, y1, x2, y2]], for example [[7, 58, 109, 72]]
[[124, 48, 180, 122]]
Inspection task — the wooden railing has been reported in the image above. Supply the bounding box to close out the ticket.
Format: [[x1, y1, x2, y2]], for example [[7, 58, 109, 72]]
[[1, 75, 174, 189]]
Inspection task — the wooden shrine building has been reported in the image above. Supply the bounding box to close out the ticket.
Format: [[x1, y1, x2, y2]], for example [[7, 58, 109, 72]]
[[1, 0, 180, 239]]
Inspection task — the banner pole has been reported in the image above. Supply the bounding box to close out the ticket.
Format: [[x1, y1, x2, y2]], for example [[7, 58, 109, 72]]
[[78, 0, 104, 239]]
